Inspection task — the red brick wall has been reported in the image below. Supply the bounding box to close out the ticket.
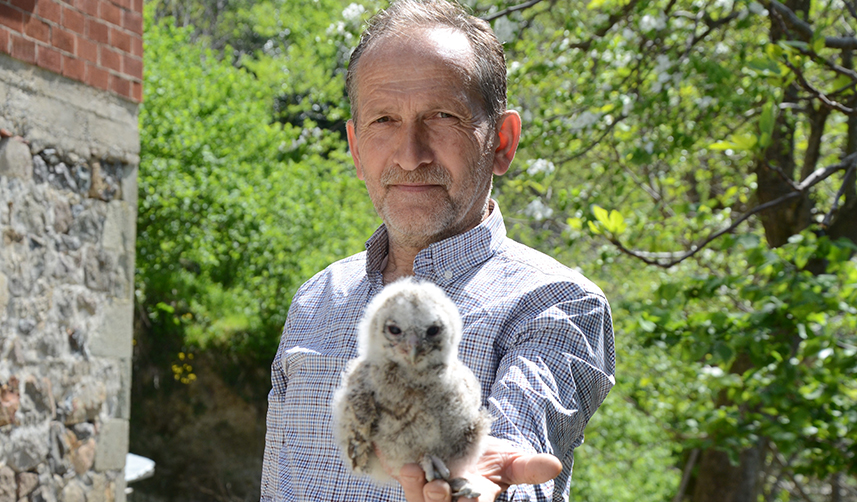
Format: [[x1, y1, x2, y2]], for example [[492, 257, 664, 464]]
[[0, 0, 142, 102]]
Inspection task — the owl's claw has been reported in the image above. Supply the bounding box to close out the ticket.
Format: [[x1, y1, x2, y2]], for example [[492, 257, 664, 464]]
[[420, 455, 481, 500], [449, 477, 481, 499], [420, 454, 450, 482]]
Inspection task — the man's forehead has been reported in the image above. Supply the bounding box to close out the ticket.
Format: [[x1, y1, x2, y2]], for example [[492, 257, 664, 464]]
[[360, 26, 475, 75]]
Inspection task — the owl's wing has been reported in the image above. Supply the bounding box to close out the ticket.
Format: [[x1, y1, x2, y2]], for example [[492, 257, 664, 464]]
[[334, 363, 379, 475]]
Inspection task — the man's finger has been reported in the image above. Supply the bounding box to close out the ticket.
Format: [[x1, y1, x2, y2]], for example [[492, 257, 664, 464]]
[[423, 479, 451, 501], [397, 463, 429, 502], [504, 453, 562, 485]]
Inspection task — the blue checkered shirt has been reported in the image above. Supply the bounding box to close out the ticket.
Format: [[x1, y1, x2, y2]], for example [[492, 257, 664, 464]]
[[261, 202, 615, 501]]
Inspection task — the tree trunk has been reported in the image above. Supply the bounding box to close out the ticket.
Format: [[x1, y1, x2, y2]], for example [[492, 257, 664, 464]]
[[692, 2, 815, 499], [691, 441, 766, 502]]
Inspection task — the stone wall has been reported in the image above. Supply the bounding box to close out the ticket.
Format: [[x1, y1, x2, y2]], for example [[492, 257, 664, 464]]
[[0, 53, 139, 502]]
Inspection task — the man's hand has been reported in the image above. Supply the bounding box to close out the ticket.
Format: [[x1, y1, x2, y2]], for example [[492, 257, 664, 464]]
[[392, 437, 562, 502]]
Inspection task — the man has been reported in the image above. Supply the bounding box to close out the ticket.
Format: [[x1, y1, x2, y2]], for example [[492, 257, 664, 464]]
[[261, 0, 616, 500]]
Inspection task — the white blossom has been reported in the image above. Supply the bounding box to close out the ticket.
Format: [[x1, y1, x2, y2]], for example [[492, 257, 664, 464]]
[[568, 111, 600, 131], [700, 365, 725, 377], [639, 12, 666, 32], [342, 3, 365, 23], [523, 198, 554, 221], [493, 16, 518, 43], [527, 159, 556, 176], [697, 96, 715, 109]]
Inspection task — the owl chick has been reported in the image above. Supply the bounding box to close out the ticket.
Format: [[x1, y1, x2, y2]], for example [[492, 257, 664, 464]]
[[333, 278, 493, 499]]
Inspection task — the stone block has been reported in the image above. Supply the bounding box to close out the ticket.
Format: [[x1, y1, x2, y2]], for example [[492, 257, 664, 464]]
[[0, 376, 20, 427], [6, 425, 50, 472], [90, 301, 132, 359], [119, 165, 137, 209], [0, 272, 9, 316], [83, 248, 113, 292], [59, 481, 85, 502], [94, 419, 128, 471], [0, 466, 15, 502], [63, 381, 106, 425], [69, 438, 95, 475], [116, 359, 131, 420], [15, 472, 37, 499], [0, 138, 32, 182], [102, 202, 133, 255]]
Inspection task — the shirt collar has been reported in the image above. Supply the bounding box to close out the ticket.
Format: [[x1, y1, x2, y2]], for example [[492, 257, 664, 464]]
[[364, 200, 507, 285]]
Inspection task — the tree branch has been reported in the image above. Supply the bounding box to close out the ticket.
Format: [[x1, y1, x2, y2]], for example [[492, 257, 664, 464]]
[[821, 163, 857, 228], [556, 116, 624, 165], [672, 448, 700, 502], [480, 0, 546, 22], [609, 152, 857, 267], [771, 450, 817, 502], [766, 0, 857, 49], [782, 59, 857, 115]]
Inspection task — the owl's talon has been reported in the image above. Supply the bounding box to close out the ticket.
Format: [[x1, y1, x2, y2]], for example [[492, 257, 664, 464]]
[[420, 454, 451, 482], [449, 477, 480, 499]]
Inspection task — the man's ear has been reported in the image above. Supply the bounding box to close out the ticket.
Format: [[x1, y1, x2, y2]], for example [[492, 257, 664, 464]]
[[492, 110, 521, 176], [346, 119, 365, 180]]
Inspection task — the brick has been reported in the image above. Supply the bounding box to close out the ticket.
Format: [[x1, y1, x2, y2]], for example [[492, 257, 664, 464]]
[[86, 17, 107, 43], [0, 26, 8, 54], [121, 52, 139, 78], [109, 26, 128, 51], [51, 25, 73, 52], [10, 33, 36, 63], [62, 53, 84, 79], [24, 15, 50, 43], [130, 32, 140, 55], [109, 0, 130, 10], [99, 0, 119, 25], [131, 79, 141, 101], [61, 5, 83, 33], [109, 73, 130, 98], [75, 32, 94, 61], [121, 7, 139, 34], [0, 4, 24, 31], [73, 0, 96, 16], [10, 0, 35, 13], [84, 61, 107, 89], [35, 0, 61, 23], [131, 0, 139, 13], [99, 44, 119, 71], [37, 43, 61, 72]]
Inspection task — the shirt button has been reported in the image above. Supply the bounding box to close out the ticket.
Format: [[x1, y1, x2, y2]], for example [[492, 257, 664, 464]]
[[443, 270, 453, 280]]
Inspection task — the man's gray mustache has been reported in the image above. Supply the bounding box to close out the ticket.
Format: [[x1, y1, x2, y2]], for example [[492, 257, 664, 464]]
[[380, 166, 452, 187]]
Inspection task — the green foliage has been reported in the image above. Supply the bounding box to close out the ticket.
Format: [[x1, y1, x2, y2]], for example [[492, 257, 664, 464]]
[[622, 234, 857, 473], [138, 3, 377, 362]]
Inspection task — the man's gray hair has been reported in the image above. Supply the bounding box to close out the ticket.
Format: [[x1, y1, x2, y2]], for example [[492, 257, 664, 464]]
[[345, 0, 507, 125]]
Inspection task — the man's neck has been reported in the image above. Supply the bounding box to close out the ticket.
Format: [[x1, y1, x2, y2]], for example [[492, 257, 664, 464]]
[[382, 241, 421, 284], [380, 201, 494, 284]]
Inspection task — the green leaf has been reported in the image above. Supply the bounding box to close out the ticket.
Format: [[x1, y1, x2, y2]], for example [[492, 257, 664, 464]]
[[593, 205, 610, 226]]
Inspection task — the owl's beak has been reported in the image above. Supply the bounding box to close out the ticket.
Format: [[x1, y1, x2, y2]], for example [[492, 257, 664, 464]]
[[405, 334, 421, 363]]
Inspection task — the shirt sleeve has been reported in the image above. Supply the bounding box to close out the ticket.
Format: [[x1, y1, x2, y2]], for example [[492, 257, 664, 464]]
[[260, 322, 291, 502], [488, 290, 616, 502]]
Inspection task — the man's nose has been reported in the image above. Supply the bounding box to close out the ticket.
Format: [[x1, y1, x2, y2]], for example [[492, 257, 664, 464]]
[[393, 121, 434, 171]]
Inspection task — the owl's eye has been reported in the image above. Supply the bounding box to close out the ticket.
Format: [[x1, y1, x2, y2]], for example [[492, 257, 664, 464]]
[[387, 325, 402, 335], [426, 326, 440, 337]]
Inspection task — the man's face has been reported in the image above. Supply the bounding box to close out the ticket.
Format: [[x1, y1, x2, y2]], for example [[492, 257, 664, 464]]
[[346, 27, 501, 248]]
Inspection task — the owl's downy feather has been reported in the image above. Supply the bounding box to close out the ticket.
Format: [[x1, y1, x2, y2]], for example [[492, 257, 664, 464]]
[[332, 278, 492, 495]]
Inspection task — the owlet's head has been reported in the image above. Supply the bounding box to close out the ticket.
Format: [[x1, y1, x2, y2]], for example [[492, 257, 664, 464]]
[[358, 278, 463, 368]]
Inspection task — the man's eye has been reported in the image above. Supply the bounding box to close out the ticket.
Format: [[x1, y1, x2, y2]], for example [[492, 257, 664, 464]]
[[438, 112, 455, 119], [374, 116, 390, 123]]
